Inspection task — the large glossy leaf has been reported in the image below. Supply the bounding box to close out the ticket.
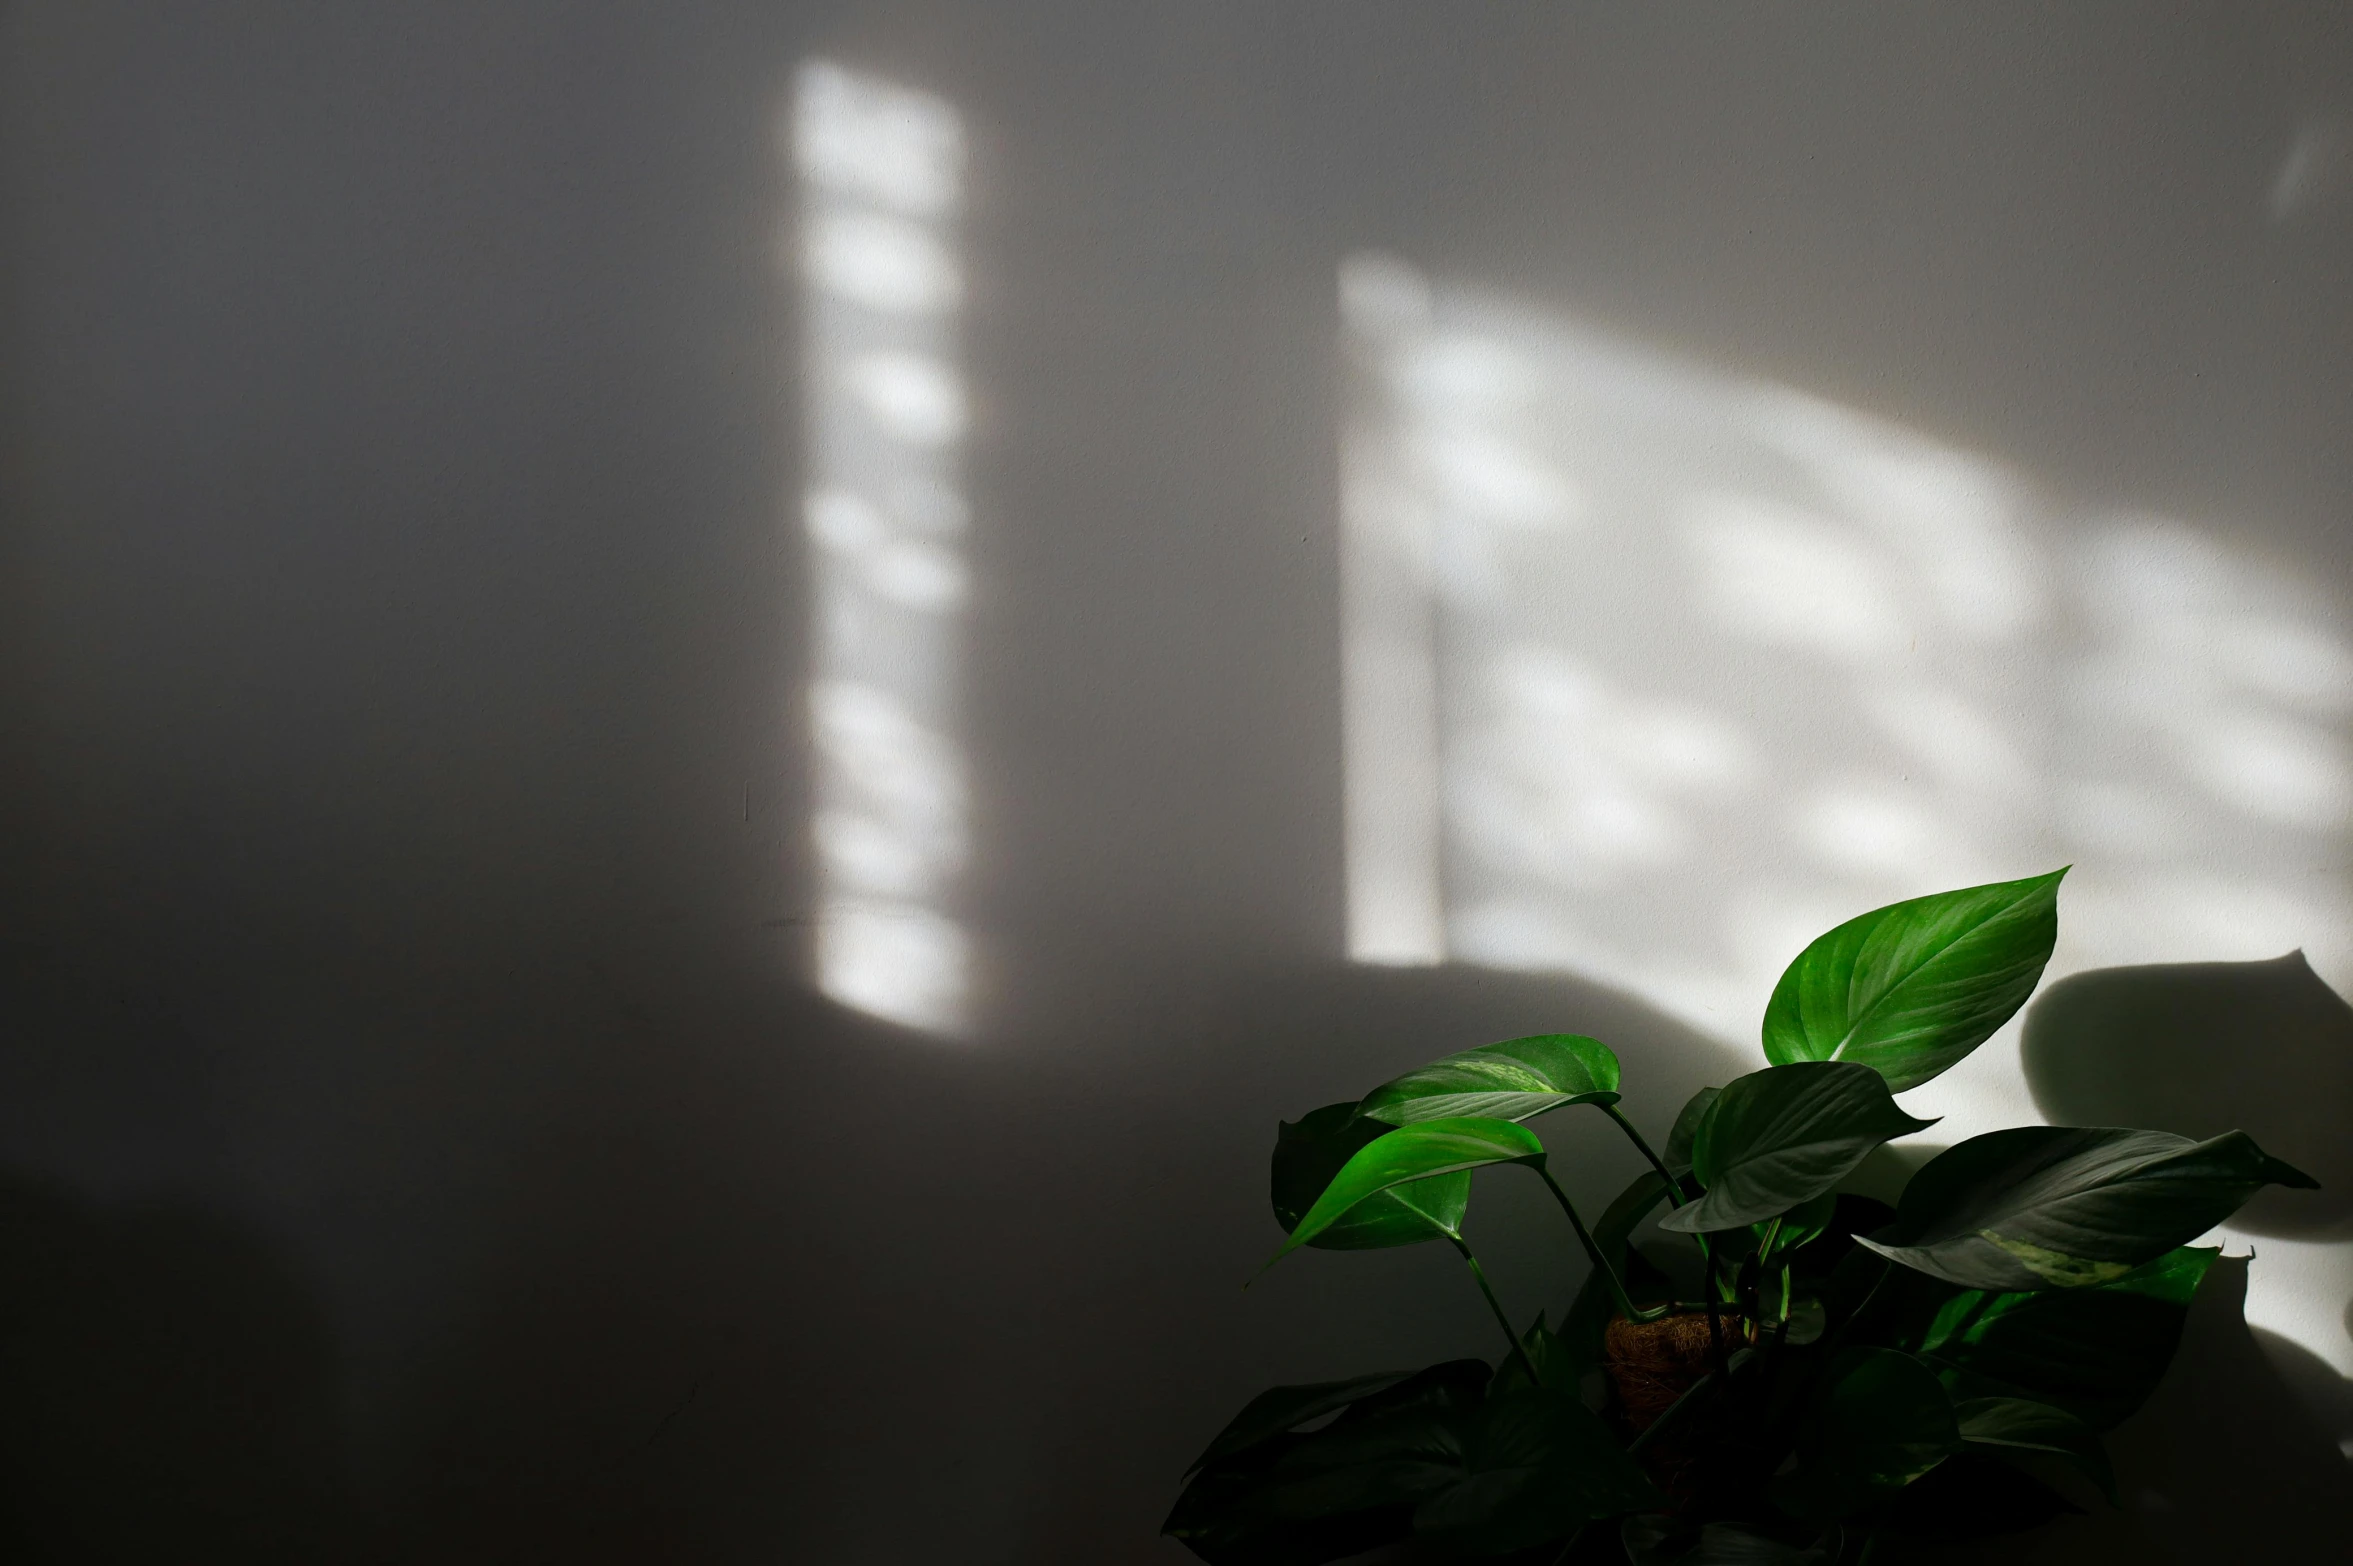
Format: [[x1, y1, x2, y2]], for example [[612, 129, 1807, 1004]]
[[1272, 1103, 1472, 1251], [1658, 1063, 1936, 1234], [1359, 1034, 1621, 1125], [1772, 1348, 1957, 1521], [1955, 1396, 2114, 1502], [1665, 1086, 1721, 1175], [1762, 870, 2065, 1092], [1271, 1118, 1547, 1264], [1887, 1246, 2215, 1429], [1187, 1371, 1419, 1473], [1165, 1361, 1487, 1566], [1857, 1126, 2315, 1289], [1411, 1387, 1661, 1554]]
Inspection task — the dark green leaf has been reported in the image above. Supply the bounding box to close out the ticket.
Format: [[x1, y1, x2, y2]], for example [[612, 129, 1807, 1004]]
[[1623, 1516, 1831, 1564], [1359, 1034, 1622, 1126], [1411, 1388, 1660, 1554], [1781, 1296, 1828, 1346], [1758, 1190, 1838, 1258], [1665, 1086, 1721, 1175], [1659, 1063, 1935, 1234], [1272, 1103, 1472, 1252], [1772, 1348, 1958, 1521], [1187, 1371, 1418, 1473], [1955, 1397, 2115, 1502], [1762, 870, 2066, 1092], [1488, 1313, 1581, 1399], [1887, 1246, 2215, 1429], [1857, 1127, 2315, 1289], [1165, 1362, 1488, 1566], [1271, 1118, 1545, 1264]]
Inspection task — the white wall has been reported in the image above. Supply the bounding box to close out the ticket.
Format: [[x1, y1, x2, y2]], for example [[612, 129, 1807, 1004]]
[[2, 3, 2348, 1561]]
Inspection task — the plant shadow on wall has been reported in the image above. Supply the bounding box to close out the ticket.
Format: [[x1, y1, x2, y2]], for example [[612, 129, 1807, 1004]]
[[1164, 872, 2331, 1565], [0, 1169, 356, 1563]]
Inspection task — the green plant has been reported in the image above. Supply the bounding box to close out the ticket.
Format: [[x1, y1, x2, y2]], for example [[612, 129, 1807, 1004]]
[[1164, 871, 2317, 1565]]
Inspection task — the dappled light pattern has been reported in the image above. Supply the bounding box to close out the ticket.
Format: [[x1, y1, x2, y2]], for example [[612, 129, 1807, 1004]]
[[1338, 254, 2353, 1374], [794, 63, 971, 1033]]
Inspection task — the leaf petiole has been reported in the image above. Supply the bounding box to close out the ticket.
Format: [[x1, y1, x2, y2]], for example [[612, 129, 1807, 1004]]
[[1595, 1102, 1686, 1207], [1448, 1235, 1542, 1387], [1533, 1164, 1672, 1324]]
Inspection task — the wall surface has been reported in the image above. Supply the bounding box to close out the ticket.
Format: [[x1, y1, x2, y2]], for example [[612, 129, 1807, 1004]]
[[2, 3, 2349, 1562]]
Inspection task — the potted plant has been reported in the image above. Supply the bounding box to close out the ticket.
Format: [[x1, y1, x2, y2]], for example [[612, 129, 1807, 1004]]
[[1164, 870, 2318, 1564]]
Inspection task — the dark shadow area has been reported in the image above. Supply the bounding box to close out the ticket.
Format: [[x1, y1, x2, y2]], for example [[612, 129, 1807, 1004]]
[[0, 1169, 357, 1563], [355, 956, 1740, 1563], [1890, 1257, 2349, 1565], [2023, 953, 2353, 1237], [2035, 1255, 2348, 1564]]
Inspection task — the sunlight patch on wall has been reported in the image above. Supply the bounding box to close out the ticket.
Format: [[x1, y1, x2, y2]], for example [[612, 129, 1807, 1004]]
[[1337, 253, 2353, 1368], [793, 62, 971, 1034]]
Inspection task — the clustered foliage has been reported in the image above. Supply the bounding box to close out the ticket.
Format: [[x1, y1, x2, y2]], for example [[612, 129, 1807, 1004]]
[[1165, 871, 2318, 1565]]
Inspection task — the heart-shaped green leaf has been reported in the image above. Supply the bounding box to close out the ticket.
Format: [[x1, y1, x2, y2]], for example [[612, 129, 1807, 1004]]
[[1270, 1118, 1547, 1265], [1665, 1086, 1721, 1175], [1893, 1246, 2214, 1429], [1763, 870, 2066, 1092], [1411, 1388, 1661, 1554], [1273, 1102, 1472, 1251], [1955, 1396, 2115, 1502], [1359, 1035, 1622, 1126], [1772, 1348, 1957, 1521], [1659, 1063, 1936, 1234], [1857, 1127, 2316, 1289]]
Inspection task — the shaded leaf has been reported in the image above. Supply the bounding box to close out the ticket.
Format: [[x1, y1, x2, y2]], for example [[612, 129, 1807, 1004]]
[[1955, 1396, 2115, 1502], [1187, 1371, 1418, 1473], [1659, 1063, 1935, 1234], [1271, 1118, 1545, 1264], [1763, 870, 2065, 1092], [1623, 1515, 1832, 1564], [1411, 1388, 1660, 1554], [1359, 1034, 1621, 1126], [1772, 1348, 1957, 1521], [1757, 1190, 1838, 1259], [1665, 1086, 1721, 1175], [1886, 1246, 2216, 1430], [1165, 1362, 1488, 1566], [1272, 1103, 1471, 1252], [1857, 1127, 2314, 1289], [1488, 1313, 1580, 1399]]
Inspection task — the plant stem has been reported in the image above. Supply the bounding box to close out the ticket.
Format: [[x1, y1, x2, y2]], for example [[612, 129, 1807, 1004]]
[[1818, 1254, 1895, 1364], [1533, 1164, 1670, 1323], [1702, 1249, 1730, 1376], [1449, 1236, 1541, 1386], [1756, 1215, 1784, 1267], [1596, 1103, 1685, 1207]]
